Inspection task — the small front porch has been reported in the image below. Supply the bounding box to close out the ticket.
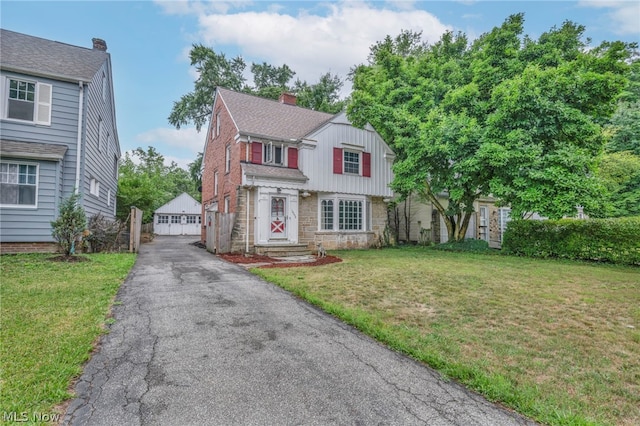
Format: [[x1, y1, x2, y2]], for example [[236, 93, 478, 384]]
[[254, 243, 312, 257]]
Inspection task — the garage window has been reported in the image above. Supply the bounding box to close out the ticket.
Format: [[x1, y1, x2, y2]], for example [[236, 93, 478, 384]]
[[171, 215, 180, 224], [186, 215, 198, 224], [157, 215, 168, 224]]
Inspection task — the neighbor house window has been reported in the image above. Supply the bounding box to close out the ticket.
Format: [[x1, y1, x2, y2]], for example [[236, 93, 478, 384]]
[[90, 178, 100, 197], [216, 112, 221, 137], [186, 215, 198, 224], [5, 78, 52, 125], [157, 215, 168, 224], [107, 189, 112, 207], [171, 215, 180, 224], [214, 171, 218, 196], [319, 196, 368, 232], [225, 145, 231, 173], [224, 196, 230, 213], [98, 118, 104, 152], [0, 162, 38, 207]]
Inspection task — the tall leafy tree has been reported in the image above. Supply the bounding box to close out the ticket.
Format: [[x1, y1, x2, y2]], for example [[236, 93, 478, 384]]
[[349, 15, 635, 241], [116, 147, 199, 223], [169, 45, 346, 131]]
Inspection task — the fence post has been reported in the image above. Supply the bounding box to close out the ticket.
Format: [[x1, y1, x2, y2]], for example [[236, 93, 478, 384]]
[[129, 206, 143, 253]]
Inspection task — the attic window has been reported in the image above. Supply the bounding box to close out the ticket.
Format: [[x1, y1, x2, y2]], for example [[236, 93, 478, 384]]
[[264, 142, 283, 165]]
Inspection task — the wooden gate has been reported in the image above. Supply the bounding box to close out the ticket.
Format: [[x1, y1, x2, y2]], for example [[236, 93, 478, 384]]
[[217, 213, 235, 253]]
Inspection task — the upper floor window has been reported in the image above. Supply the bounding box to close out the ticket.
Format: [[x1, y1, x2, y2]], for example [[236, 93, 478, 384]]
[[333, 147, 371, 177], [214, 171, 219, 196], [343, 151, 360, 174], [0, 162, 38, 207], [216, 112, 221, 137], [102, 73, 107, 102], [225, 145, 231, 173], [98, 119, 104, 152], [4, 78, 52, 125], [263, 142, 283, 165]]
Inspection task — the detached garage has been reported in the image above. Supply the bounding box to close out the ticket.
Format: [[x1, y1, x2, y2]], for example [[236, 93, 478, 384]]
[[154, 193, 202, 235]]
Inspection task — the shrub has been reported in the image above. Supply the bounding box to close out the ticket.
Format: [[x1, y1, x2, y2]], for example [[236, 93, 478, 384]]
[[85, 214, 128, 252], [50, 192, 87, 256], [433, 238, 492, 253], [503, 217, 640, 265]]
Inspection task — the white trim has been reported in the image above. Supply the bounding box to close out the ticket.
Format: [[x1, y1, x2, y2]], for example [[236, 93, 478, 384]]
[[0, 160, 39, 209], [317, 194, 369, 232]]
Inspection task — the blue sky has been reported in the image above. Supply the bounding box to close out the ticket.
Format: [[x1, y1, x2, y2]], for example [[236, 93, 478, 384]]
[[2, 1, 639, 169]]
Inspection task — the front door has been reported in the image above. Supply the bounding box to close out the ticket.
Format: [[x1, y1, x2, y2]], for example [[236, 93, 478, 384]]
[[270, 196, 287, 239]]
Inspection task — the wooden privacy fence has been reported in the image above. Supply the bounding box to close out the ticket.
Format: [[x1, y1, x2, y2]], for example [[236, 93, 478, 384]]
[[205, 212, 235, 253]]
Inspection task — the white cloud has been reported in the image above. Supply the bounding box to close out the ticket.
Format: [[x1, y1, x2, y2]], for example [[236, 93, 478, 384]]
[[579, 0, 640, 35], [163, 1, 450, 87], [135, 127, 205, 169]]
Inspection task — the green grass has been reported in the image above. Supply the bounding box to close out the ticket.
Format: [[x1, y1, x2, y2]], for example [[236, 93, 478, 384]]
[[0, 253, 136, 420], [254, 247, 640, 426]]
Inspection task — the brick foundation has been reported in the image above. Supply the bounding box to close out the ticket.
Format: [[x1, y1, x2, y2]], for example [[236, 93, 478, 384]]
[[0, 242, 60, 254]]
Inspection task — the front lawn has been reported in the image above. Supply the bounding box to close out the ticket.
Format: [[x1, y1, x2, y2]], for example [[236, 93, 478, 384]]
[[0, 253, 136, 419], [254, 247, 639, 426]]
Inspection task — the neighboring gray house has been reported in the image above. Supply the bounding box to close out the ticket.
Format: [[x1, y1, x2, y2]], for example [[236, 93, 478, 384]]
[[0, 29, 120, 253], [154, 192, 202, 236]]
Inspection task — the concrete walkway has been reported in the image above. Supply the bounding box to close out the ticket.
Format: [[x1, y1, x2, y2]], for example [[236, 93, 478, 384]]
[[63, 236, 535, 425]]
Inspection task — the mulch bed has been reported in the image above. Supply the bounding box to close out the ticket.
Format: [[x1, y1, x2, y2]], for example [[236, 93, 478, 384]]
[[217, 253, 342, 268]]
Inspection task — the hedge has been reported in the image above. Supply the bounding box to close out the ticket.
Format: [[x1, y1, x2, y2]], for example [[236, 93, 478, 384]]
[[502, 217, 640, 266]]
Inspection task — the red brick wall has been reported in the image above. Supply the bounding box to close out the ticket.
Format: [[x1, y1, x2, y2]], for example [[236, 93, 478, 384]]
[[0, 242, 59, 254], [201, 94, 247, 242]]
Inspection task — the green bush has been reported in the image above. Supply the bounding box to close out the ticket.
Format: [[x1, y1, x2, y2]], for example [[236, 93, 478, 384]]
[[503, 217, 640, 265], [433, 238, 492, 253]]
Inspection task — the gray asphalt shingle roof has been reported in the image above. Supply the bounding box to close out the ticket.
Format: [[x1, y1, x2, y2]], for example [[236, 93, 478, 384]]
[[0, 29, 108, 82], [242, 163, 308, 182], [218, 87, 334, 141], [0, 139, 68, 160]]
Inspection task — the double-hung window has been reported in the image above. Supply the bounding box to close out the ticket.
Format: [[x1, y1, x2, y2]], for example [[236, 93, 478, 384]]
[[343, 151, 360, 174], [0, 162, 38, 207], [4, 78, 52, 125]]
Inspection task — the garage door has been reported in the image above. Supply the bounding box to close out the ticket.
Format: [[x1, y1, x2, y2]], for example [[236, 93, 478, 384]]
[[155, 214, 201, 235]]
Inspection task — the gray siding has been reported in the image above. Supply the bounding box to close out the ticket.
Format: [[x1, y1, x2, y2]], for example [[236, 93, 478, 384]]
[[0, 72, 81, 242], [0, 159, 59, 242], [81, 60, 119, 220]]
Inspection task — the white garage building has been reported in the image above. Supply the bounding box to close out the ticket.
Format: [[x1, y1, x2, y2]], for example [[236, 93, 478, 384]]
[[154, 193, 202, 235]]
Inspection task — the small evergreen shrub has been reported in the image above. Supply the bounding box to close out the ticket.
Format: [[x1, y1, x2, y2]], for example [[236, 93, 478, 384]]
[[502, 217, 640, 265], [51, 192, 87, 256]]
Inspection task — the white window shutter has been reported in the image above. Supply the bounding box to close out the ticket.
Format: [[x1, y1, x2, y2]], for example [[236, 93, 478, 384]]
[[36, 83, 52, 125]]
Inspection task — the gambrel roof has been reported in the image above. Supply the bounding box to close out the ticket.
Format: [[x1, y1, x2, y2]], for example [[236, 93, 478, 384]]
[[217, 87, 334, 142], [0, 29, 109, 82]]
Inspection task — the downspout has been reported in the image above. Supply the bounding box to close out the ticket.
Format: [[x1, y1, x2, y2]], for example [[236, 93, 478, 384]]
[[74, 81, 85, 193], [246, 187, 250, 254]]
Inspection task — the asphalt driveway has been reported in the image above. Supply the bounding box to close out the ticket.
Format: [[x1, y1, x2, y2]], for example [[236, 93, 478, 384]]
[[63, 235, 535, 425]]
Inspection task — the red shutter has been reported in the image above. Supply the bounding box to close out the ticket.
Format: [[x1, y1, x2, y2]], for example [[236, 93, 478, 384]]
[[251, 142, 262, 164], [333, 147, 343, 174], [362, 152, 371, 177], [288, 147, 298, 169]]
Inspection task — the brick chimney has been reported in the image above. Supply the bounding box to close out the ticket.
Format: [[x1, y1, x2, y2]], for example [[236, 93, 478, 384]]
[[92, 38, 107, 51], [279, 92, 296, 106]]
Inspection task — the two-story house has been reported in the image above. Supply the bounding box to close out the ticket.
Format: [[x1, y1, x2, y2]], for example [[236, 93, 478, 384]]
[[201, 88, 394, 255], [0, 29, 120, 253]]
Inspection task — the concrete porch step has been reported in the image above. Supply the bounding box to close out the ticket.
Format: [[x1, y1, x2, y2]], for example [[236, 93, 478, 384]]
[[255, 244, 312, 257]]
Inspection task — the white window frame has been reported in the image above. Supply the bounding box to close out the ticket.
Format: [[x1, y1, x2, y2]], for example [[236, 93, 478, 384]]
[[343, 150, 360, 175], [157, 215, 169, 224], [216, 112, 221, 137], [318, 195, 369, 232], [224, 196, 230, 213], [225, 145, 231, 173], [171, 215, 181, 224], [102, 72, 107, 102], [90, 178, 100, 197], [2, 77, 52, 126], [186, 215, 198, 224], [98, 118, 104, 152], [0, 161, 39, 208], [107, 189, 112, 207], [214, 171, 219, 196], [263, 142, 284, 166]]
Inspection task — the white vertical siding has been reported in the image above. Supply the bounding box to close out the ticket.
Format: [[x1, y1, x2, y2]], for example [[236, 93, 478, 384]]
[[299, 114, 394, 197]]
